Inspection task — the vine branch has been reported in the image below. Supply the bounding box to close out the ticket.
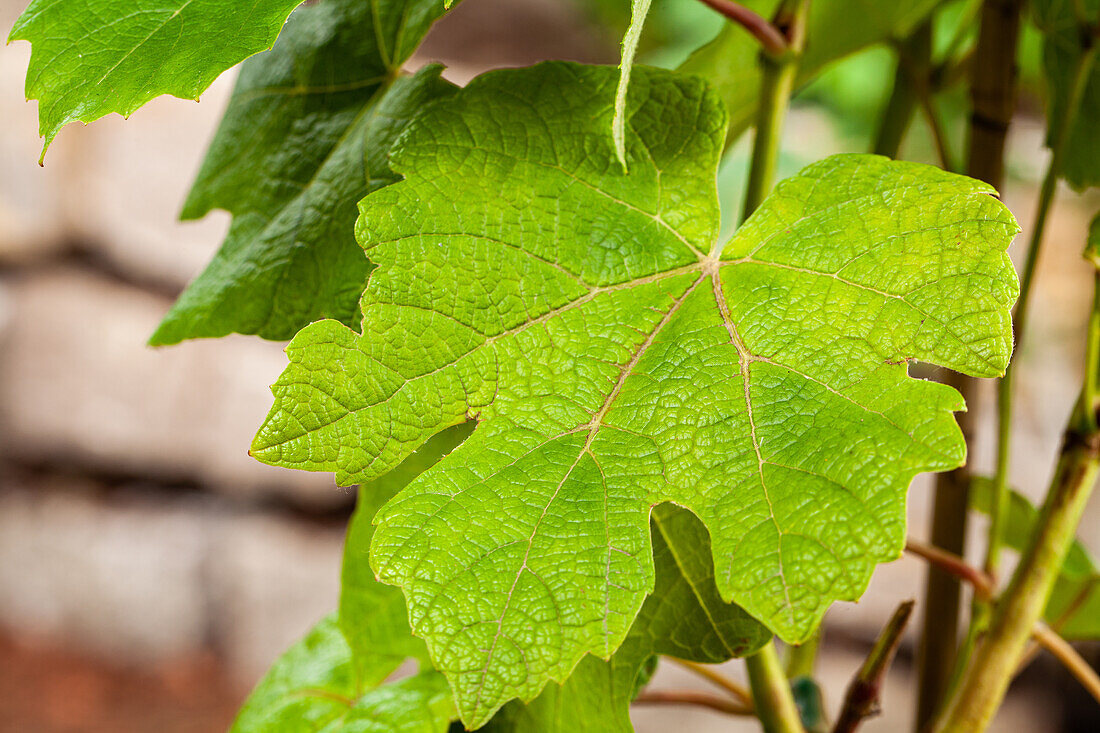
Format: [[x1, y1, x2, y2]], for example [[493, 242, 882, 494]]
[[695, 0, 789, 56], [832, 600, 915, 733], [906, 537, 1100, 709], [906, 539, 993, 599], [915, 2, 1024, 727], [633, 689, 755, 716], [669, 658, 754, 707]]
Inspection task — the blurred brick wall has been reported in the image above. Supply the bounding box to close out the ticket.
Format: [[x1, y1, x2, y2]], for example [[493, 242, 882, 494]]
[[0, 0, 1095, 730]]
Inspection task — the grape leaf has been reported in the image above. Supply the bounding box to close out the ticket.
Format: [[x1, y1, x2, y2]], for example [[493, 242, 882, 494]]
[[486, 504, 769, 732], [251, 62, 1018, 725], [231, 426, 475, 732], [1033, 0, 1100, 190], [229, 614, 455, 733], [150, 0, 458, 344], [340, 424, 474, 684], [970, 477, 1100, 639], [681, 0, 940, 144], [8, 0, 303, 157]]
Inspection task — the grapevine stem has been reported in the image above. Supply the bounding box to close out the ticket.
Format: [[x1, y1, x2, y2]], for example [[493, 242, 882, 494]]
[[933, 254, 1100, 731], [784, 628, 821, 679], [747, 643, 806, 733], [905, 539, 993, 599], [905, 539, 1100, 709], [871, 22, 931, 158], [695, 0, 788, 57], [634, 689, 755, 716], [931, 431, 1100, 732], [1031, 622, 1100, 706], [740, 0, 807, 221], [669, 658, 754, 707], [989, 42, 1098, 579], [914, 2, 1023, 728], [832, 600, 915, 733]]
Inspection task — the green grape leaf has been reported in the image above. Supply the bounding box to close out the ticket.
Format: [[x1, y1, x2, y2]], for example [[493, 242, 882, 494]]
[[150, 0, 458, 344], [340, 423, 475, 684], [971, 477, 1100, 639], [486, 505, 769, 732], [230, 614, 455, 733], [1033, 0, 1100, 190], [252, 62, 1018, 725], [8, 0, 303, 158], [231, 426, 476, 732], [681, 0, 940, 144]]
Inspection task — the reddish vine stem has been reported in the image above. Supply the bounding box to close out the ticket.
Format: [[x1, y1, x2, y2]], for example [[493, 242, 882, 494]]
[[633, 689, 755, 716], [832, 600, 916, 733], [905, 537, 1100, 711], [695, 0, 789, 56], [905, 539, 994, 599], [669, 658, 755, 707]]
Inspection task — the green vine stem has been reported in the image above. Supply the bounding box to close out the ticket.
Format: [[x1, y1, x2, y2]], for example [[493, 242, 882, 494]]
[[634, 689, 755, 716], [913, 2, 1023, 729], [784, 629, 822, 679], [739, 3, 808, 731], [747, 642, 806, 733], [669, 658, 755, 707], [697, 0, 788, 56], [740, 0, 807, 220], [932, 424, 1100, 732], [987, 37, 1098, 580], [871, 21, 932, 159]]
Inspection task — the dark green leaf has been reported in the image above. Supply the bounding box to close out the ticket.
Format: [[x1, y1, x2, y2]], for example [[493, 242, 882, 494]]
[[1033, 0, 1100, 190], [151, 0, 458, 344], [486, 505, 769, 732], [229, 615, 455, 733]]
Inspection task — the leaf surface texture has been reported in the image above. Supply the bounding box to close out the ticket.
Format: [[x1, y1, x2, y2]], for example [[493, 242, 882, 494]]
[[252, 62, 1019, 725]]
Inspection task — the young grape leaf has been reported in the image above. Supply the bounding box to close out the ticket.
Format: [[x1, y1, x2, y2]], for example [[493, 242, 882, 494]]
[[150, 0, 458, 344], [1033, 0, 1100, 190], [681, 0, 940, 144], [486, 504, 769, 732], [229, 614, 455, 733], [9, 0, 303, 157], [613, 0, 654, 169], [971, 477, 1100, 639], [251, 62, 1018, 725]]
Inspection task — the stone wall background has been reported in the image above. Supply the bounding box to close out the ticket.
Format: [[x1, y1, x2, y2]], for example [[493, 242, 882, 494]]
[[0, 1, 1096, 731]]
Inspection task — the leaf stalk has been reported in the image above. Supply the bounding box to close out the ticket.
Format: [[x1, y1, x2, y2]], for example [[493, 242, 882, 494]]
[[669, 657, 755, 708], [747, 642, 807, 733], [740, 0, 808, 221], [634, 689, 755, 716], [695, 0, 789, 57]]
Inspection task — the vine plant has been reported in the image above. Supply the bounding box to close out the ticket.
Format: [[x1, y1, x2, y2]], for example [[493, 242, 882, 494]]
[[9, 0, 1100, 731]]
